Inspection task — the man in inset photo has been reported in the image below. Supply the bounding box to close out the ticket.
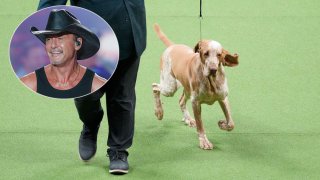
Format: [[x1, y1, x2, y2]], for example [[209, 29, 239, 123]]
[[20, 9, 107, 98]]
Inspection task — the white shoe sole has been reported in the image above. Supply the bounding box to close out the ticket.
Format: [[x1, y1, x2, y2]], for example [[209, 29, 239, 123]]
[[109, 169, 129, 174]]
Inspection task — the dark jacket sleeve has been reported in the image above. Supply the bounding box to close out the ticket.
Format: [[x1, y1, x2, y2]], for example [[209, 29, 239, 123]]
[[124, 0, 146, 57], [37, 0, 68, 10]]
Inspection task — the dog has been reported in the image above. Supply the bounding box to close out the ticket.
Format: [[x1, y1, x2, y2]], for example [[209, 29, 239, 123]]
[[152, 24, 239, 150]]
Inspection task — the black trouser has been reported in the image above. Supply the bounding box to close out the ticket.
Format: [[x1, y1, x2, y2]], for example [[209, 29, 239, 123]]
[[74, 55, 140, 150]]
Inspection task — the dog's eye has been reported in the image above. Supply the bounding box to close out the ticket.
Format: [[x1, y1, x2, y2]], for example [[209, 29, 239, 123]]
[[217, 53, 222, 57], [204, 51, 209, 57]]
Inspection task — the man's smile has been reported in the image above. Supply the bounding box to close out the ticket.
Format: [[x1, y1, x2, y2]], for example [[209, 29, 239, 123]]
[[50, 50, 63, 57]]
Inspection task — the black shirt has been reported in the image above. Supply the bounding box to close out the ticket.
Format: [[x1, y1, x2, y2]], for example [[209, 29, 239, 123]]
[[35, 67, 95, 98]]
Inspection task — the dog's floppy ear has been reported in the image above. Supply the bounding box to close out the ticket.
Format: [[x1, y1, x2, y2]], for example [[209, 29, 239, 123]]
[[221, 49, 239, 67], [194, 41, 201, 53]]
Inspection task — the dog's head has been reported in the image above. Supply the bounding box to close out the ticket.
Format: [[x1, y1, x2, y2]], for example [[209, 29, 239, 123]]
[[194, 40, 239, 77]]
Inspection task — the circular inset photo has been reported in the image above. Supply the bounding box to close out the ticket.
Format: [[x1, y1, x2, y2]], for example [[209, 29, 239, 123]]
[[10, 5, 119, 99]]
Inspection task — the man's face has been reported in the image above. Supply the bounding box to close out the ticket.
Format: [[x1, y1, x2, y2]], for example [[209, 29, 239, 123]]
[[45, 33, 80, 66]]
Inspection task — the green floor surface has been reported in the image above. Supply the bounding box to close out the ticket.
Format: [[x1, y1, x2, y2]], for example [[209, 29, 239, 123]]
[[1, 0, 319, 179]]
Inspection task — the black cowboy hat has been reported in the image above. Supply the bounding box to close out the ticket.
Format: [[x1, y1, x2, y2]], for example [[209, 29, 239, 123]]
[[30, 9, 100, 60]]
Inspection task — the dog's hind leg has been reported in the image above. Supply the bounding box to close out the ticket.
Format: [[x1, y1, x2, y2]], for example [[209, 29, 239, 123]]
[[179, 92, 195, 127], [152, 72, 178, 120], [152, 83, 163, 120], [218, 97, 234, 131], [152, 76, 178, 120], [153, 51, 179, 120], [152, 79, 178, 120]]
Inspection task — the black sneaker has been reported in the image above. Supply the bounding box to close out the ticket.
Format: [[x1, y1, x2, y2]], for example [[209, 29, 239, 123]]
[[78, 125, 99, 162], [107, 149, 129, 175]]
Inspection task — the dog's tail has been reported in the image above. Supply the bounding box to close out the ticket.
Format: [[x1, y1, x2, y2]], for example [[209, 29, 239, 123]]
[[154, 23, 174, 47]]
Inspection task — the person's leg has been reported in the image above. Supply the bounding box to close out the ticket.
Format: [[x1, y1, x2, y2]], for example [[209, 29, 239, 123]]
[[105, 54, 140, 174], [74, 90, 105, 161]]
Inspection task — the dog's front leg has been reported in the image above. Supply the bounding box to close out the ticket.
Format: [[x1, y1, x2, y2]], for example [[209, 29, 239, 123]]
[[179, 92, 196, 127], [192, 99, 214, 150], [218, 97, 235, 131]]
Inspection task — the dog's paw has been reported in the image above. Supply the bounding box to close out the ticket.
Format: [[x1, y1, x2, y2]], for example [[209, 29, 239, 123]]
[[199, 135, 214, 150], [182, 117, 196, 127], [218, 120, 234, 131], [154, 108, 163, 120]]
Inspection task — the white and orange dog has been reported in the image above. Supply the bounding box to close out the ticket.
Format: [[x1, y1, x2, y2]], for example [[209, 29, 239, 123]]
[[152, 24, 239, 150]]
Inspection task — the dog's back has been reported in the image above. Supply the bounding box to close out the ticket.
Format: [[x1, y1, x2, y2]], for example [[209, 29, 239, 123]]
[[154, 24, 198, 80]]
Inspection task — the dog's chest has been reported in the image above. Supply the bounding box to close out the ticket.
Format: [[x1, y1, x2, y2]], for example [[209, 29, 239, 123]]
[[197, 77, 229, 104]]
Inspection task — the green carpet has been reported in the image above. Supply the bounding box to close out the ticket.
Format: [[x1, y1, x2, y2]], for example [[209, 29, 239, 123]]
[[1, 0, 319, 179]]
